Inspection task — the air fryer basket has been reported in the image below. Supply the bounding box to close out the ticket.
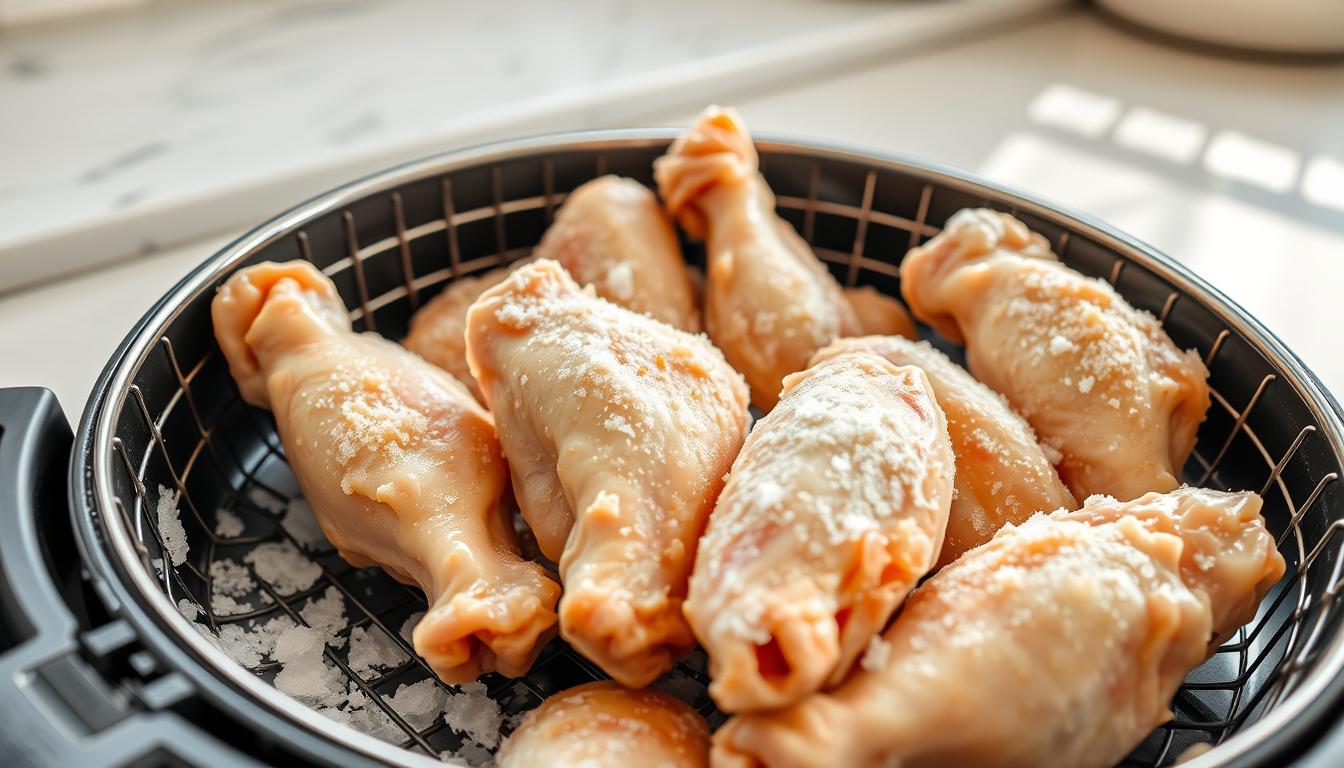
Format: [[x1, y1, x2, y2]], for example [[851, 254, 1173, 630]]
[[72, 132, 1344, 767]]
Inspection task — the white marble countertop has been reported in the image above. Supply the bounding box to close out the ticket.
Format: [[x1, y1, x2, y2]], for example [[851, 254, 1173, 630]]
[[2, 6, 1342, 422], [0, 0, 1058, 292]]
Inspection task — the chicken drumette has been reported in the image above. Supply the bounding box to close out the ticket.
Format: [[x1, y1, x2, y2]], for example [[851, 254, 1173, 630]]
[[900, 208, 1210, 502], [713, 487, 1284, 768], [403, 261, 524, 403], [655, 106, 860, 410], [496, 682, 710, 768], [212, 261, 560, 683], [465, 259, 751, 687], [812, 336, 1076, 568], [533, 174, 700, 332], [406, 176, 700, 398], [843, 286, 917, 339], [685, 352, 954, 712]]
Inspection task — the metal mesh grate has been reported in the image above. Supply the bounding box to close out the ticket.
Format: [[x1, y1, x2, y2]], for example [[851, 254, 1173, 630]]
[[96, 138, 1344, 766]]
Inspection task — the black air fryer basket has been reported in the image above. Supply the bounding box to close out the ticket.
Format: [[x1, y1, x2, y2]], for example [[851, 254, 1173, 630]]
[[1, 133, 1342, 767]]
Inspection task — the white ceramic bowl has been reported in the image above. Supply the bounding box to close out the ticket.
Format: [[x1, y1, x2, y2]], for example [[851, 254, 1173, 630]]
[[1098, 0, 1344, 54]]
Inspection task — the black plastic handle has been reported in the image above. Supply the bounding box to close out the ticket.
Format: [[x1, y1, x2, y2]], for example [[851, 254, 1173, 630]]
[[0, 386, 165, 766], [0, 387, 92, 764], [0, 388, 259, 767]]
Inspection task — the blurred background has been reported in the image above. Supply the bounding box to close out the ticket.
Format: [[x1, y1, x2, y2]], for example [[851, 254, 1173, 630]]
[[1, 0, 1341, 415]]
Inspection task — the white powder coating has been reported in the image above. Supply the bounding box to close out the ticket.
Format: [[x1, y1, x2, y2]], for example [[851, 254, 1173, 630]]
[[442, 681, 503, 749], [1048, 335, 1074, 355], [210, 558, 256, 597], [860, 634, 892, 672], [300, 587, 348, 648], [318, 686, 405, 744], [330, 366, 430, 478], [211, 594, 249, 617], [283, 497, 330, 552], [684, 352, 955, 709], [312, 676, 495, 763], [214, 508, 245, 538], [201, 614, 298, 668], [387, 679, 448, 731], [604, 262, 635, 301], [313, 678, 492, 765], [245, 486, 287, 514], [399, 611, 425, 645], [446, 743, 488, 766], [273, 624, 344, 705], [347, 625, 407, 676], [156, 485, 189, 567], [815, 336, 1078, 568], [177, 599, 201, 622], [245, 541, 322, 594], [900, 207, 1210, 503], [602, 412, 636, 438]]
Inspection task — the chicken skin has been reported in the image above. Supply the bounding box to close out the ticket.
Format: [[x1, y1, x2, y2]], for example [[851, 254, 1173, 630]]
[[465, 259, 751, 687], [404, 261, 523, 403], [533, 175, 700, 332], [900, 208, 1210, 502], [685, 352, 954, 712], [812, 336, 1077, 568], [212, 261, 560, 683], [496, 682, 710, 768], [406, 176, 699, 398], [843, 287, 917, 339], [713, 487, 1284, 768], [655, 106, 861, 410]]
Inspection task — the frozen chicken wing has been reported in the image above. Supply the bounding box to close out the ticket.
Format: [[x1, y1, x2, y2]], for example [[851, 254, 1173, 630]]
[[212, 261, 560, 683], [900, 208, 1210, 502], [655, 106, 860, 410], [497, 682, 710, 768], [813, 336, 1076, 568], [685, 352, 954, 712], [534, 175, 700, 332], [843, 286, 916, 339], [713, 487, 1284, 768], [404, 261, 523, 402], [465, 259, 751, 687]]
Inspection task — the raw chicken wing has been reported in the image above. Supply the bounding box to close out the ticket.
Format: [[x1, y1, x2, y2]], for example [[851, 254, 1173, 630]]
[[497, 682, 710, 768], [843, 286, 916, 339], [406, 177, 699, 398], [900, 208, 1210, 501], [685, 352, 954, 712], [533, 175, 700, 332], [655, 106, 860, 410], [465, 259, 751, 686], [212, 261, 560, 683], [812, 336, 1076, 568], [713, 487, 1285, 768], [404, 261, 523, 402]]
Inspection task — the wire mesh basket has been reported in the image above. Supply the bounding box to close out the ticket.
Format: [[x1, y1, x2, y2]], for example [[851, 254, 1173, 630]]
[[77, 132, 1344, 767]]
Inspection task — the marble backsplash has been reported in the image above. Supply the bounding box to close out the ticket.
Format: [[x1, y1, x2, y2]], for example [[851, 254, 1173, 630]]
[[0, 0, 1062, 293]]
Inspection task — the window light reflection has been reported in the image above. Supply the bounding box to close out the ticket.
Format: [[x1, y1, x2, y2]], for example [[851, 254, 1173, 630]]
[[1026, 83, 1122, 139], [1203, 131, 1301, 194], [1112, 106, 1207, 165]]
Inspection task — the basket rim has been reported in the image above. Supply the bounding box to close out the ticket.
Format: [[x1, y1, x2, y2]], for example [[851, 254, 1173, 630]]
[[72, 128, 1344, 768]]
